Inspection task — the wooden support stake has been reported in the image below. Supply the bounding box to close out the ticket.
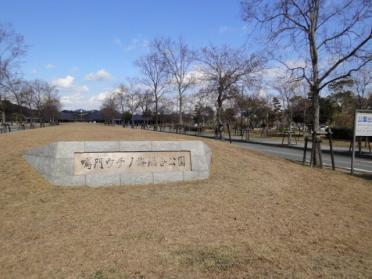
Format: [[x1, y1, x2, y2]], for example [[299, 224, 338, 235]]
[[302, 136, 308, 165], [328, 129, 335, 170], [227, 123, 232, 144]]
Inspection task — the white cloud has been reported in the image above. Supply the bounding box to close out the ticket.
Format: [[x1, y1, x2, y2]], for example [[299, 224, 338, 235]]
[[218, 25, 250, 34], [85, 69, 112, 81], [70, 66, 80, 72], [61, 89, 115, 110], [262, 59, 307, 80], [60, 91, 90, 110], [88, 90, 111, 103], [262, 67, 282, 79], [45, 64, 56, 69], [114, 36, 149, 52], [187, 66, 206, 81], [285, 59, 306, 69], [52, 75, 89, 99], [60, 95, 75, 105], [218, 25, 235, 34], [74, 85, 89, 93], [52, 75, 75, 88]]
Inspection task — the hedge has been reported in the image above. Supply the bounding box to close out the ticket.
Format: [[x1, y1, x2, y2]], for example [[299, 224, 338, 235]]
[[330, 127, 353, 140]]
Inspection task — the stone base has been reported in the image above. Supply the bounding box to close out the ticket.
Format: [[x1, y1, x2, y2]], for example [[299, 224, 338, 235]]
[[24, 141, 212, 187]]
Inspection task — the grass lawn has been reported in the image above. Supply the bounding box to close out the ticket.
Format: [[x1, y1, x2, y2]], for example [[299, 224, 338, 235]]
[[0, 123, 371, 278]]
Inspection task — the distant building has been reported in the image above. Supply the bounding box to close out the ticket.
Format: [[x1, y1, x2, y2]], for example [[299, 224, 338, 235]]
[[58, 109, 104, 122], [132, 114, 148, 124]]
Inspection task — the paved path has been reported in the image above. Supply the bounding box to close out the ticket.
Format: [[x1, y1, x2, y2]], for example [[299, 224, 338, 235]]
[[154, 128, 372, 174], [233, 141, 372, 174]]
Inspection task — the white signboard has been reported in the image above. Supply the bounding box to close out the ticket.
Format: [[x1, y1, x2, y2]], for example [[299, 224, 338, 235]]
[[355, 112, 372, 136]]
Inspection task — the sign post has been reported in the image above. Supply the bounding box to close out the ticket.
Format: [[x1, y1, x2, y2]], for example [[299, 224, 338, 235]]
[[351, 110, 372, 174]]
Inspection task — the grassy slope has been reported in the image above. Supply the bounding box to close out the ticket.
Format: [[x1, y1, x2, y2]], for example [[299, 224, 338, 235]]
[[0, 123, 371, 278]]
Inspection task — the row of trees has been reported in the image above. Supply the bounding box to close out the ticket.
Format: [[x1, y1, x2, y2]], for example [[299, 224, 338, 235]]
[[102, 39, 265, 139], [100, 0, 371, 166], [0, 24, 61, 125]]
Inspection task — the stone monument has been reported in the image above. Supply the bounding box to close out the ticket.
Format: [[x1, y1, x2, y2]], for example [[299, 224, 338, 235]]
[[24, 141, 212, 187]]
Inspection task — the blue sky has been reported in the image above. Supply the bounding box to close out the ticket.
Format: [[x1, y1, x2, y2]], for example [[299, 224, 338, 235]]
[[1, 0, 253, 110]]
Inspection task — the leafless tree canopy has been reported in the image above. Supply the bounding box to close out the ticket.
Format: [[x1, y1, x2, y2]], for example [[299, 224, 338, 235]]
[[241, 0, 371, 104], [154, 37, 195, 124], [135, 44, 170, 128], [353, 68, 372, 108], [0, 23, 26, 85], [0, 24, 27, 122], [242, 0, 371, 165], [137, 89, 153, 117], [101, 92, 119, 122], [115, 84, 128, 117], [197, 45, 264, 138]]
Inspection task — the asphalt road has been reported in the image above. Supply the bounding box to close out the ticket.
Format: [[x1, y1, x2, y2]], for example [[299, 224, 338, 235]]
[[233, 141, 372, 174], [155, 128, 372, 174]]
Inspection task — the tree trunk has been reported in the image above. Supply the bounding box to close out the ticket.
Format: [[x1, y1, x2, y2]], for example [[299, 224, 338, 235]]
[[216, 93, 224, 140], [311, 85, 321, 166], [308, 4, 322, 167], [1, 111, 5, 124], [264, 111, 269, 137], [155, 96, 159, 131], [303, 102, 307, 132], [29, 106, 34, 129], [178, 86, 183, 125], [0, 97, 6, 124], [38, 110, 42, 127], [288, 106, 292, 144]]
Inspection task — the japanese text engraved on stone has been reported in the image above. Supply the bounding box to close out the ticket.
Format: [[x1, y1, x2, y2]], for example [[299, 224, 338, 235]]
[[74, 151, 191, 175]]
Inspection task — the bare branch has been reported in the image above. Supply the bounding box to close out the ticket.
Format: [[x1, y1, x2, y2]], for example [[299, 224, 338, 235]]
[[319, 29, 372, 83]]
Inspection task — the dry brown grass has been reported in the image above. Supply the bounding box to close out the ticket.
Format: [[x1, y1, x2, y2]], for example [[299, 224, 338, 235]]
[[0, 123, 371, 278]]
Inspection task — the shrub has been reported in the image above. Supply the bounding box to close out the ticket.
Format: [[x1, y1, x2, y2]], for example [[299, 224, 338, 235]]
[[329, 127, 353, 140]]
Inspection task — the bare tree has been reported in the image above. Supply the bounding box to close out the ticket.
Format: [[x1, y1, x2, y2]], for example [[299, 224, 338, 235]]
[[154, 38, 195, 125], [115, 84, 128, 125], [1, 73, 25, 117], [197, 45, 263, 139], [241, 0, 372, 165], [273, 76, 300, 144], [0, 23, 26, 123], [125, 91, 140, 126], [353, 68, 371, 109], [137, 89, 153, 125], [30, 79, 51, 125], [101, 92, 119, 124], [22, 81, 36, 127], [136, 44, 169, 130], [42, 83, 60, 123]]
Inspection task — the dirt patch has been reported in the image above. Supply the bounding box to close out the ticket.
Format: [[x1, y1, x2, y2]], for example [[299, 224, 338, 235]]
[[0, 123, 371, 278]]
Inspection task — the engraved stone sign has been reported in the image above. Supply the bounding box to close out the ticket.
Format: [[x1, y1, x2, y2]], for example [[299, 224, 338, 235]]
[[23, 141, 211, 187], [74, 151, 191, 175]]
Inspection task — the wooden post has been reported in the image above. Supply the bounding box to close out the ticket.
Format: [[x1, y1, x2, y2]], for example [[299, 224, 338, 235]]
[[303, 136, 308, 165], [227, 123, 232, 144], [316, 135, 323, 168], [351, 111, 357, 175], [245, 128, 250, 141], [310, 132, 315, 167], [328, 129, 335, 170]]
